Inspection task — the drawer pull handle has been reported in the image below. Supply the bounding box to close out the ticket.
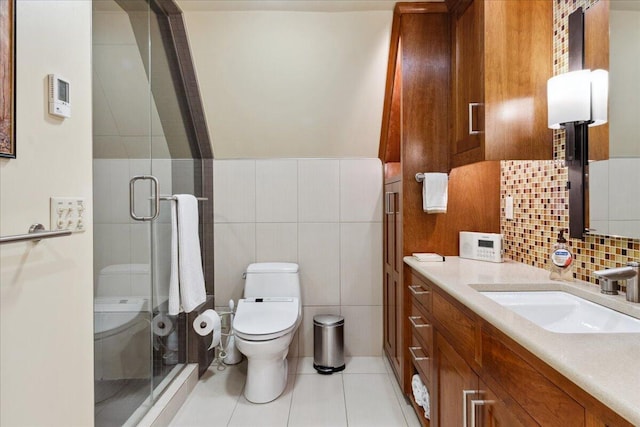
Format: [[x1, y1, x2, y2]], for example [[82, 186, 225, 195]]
[[408, 316, 431, 329], [462, 390, 478, 427], [385, 192, 394, 215], [470, 399, 494, 427], [409, 285, 430, 296], [409, 346, 429, 362], [468, 102, 481, 135]]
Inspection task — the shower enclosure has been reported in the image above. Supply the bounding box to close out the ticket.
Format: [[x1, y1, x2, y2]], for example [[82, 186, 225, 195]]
[[92, 0, 212, 425]]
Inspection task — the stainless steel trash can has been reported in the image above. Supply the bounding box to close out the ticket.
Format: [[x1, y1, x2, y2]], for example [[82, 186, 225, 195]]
[[313, 314, 345, 374]]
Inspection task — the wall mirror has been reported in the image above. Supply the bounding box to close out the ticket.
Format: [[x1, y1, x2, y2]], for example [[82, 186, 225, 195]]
[[586, 0, 640, 239]]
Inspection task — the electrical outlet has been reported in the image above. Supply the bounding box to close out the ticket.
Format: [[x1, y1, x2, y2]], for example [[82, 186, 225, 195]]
[[50, 197, 86, 232]]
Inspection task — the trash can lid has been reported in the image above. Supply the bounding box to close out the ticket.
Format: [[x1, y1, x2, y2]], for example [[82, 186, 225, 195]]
[[313, 314, 344, 326]]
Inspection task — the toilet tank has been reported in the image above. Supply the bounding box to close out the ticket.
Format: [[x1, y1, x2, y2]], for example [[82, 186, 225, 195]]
[[244, 263, 301, 299]]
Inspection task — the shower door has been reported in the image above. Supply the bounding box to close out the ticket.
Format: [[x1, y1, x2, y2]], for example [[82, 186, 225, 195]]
[[93, 0, 187, 425]]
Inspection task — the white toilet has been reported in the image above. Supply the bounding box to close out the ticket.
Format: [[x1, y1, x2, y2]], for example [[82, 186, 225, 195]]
[[232, 262, 302, 403]]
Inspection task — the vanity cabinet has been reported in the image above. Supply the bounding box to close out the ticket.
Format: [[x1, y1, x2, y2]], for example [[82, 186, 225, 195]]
[[407, 273, 434, 426], [408, 266, 633, 427], [449, 0, 553, 168]]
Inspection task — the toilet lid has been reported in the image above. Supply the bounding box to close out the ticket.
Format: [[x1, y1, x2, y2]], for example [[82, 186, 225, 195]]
[[233, 297, 299, 338]]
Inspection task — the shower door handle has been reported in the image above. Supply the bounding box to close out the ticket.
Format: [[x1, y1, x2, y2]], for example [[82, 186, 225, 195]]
[[129, 175, 160, 221]]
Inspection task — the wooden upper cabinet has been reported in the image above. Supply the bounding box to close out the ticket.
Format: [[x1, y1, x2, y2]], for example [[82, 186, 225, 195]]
[[450, 0, 554, 168]]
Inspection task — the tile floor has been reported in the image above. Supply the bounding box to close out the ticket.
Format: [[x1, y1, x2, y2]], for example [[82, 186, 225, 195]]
[[169, 357, 423, 427]]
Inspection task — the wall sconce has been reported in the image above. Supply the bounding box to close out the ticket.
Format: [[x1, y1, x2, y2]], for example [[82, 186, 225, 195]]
[[547, 69, 608, 129], [546, 67, 608, 239]]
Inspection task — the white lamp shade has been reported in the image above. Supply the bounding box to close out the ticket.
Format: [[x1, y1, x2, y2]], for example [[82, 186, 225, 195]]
[[547, 69, 592, 129], [589, 69, 608, 127]]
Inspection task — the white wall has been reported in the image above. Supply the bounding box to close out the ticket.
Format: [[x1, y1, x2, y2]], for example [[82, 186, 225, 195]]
[[181, 7, 392, 159], [0, 1, 93, 425], [214, 158, 383, 357]]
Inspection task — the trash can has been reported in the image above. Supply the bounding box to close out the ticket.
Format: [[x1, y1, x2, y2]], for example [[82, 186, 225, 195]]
[[313, 314, 345, 374]]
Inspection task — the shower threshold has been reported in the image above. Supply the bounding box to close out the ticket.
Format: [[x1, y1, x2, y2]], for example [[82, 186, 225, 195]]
[[124, 363, 198, 427]]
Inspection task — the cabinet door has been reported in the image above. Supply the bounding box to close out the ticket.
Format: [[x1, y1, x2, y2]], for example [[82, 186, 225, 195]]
[[451, 0, 483, 166], [475, 379, 529, 427], [435, 332, 478, 427], [383, 182, 402, 375]]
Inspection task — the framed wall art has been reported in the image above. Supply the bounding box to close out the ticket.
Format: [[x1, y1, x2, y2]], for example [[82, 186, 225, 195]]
[[1, 0, 16, 159]]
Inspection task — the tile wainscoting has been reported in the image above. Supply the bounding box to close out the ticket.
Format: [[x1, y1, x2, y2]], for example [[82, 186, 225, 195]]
[[213, 158, 383, 357]]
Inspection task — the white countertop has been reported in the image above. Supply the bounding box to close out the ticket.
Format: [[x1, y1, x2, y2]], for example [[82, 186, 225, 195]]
[[404, 256, 640, 425]]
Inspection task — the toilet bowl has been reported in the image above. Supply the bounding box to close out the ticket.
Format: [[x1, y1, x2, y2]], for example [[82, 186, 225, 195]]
[[94, 297, 150, 381], [94, 297, 147, 339], [232, 263, 302, 403]]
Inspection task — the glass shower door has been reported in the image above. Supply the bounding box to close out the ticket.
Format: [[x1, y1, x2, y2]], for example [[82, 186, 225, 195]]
[[92, 1, 182, 425]]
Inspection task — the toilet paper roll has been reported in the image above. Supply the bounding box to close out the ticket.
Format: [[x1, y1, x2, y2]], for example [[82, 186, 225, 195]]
[[152, 314, 174, 337], [193, 309, 221, 350]]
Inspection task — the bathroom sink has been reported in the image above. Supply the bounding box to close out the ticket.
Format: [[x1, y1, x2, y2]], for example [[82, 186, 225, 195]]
[[480, 291, 640, 333]]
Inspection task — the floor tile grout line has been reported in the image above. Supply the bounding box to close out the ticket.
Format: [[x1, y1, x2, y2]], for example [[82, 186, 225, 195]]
[[225, 380, 245, 427], [285, 373, 295, 427], [341, 372, 350, 427]]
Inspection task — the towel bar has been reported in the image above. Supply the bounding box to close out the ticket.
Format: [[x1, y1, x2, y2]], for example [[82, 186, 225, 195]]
[[159, 195, 208, 201], [0, 223, 72, 245], [415, 173, 449, 183]]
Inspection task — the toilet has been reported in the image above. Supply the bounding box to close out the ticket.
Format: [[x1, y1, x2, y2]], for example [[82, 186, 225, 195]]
[[94, 297, 149, 381], [232, 262, 302, 403], [94, 265, 151, 381]]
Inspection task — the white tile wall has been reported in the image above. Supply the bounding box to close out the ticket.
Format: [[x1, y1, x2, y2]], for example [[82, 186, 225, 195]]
[[93, 159, 173, 297], [340, 158, 383, 222], [298, 159, 340, 222], [213, 158, 383, 357], [256, 223, 298, 263], [256, 160, 299, 223], [213, 223, 256, 305], [340, 222, 383, 306], [298, 223, 341, 306], [214, 160, 256, 223]]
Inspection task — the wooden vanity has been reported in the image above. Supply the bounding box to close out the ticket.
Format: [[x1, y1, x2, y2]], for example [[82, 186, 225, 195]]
[[405, 257, 639, 427]]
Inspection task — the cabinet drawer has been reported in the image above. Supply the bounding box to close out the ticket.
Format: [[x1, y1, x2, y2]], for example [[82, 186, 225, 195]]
[[409, 274, 432, 313], [409, 339, 431, 385], [409, 303, 433, 353], [432, 291, 477, 364], [482, 329, 585, 426]]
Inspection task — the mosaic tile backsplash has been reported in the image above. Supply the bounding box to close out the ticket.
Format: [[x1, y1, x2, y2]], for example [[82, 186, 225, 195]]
[[500, 0, 640, 285]]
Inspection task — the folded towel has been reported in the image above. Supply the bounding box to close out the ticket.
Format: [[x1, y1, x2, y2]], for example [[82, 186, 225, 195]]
[[411, 374, 431, 419], [421, 383, 431, 420], [421, 172, 448, 214], [169, 195, 206, 315]]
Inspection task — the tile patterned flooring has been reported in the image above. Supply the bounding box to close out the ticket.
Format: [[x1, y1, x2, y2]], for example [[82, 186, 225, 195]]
[[169, 357, 423, 427]]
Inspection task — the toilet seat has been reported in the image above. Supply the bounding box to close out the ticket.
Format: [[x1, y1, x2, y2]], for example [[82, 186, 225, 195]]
[[233, 297, 300, 341]]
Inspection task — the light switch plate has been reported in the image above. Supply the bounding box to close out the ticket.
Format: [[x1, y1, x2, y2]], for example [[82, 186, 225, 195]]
[[50, 197, 86, 232], [505, 195, 514, 220]]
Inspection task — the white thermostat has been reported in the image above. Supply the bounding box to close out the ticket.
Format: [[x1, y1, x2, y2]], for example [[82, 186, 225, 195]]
[[48, 74, 71, 118]]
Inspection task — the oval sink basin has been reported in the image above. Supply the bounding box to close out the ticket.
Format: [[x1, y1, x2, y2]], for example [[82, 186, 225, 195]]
[[480, 291, 640, 333]]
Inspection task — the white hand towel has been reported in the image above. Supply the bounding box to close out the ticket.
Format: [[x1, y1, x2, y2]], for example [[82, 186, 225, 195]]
[[421, 383, 431, 419], [422, 172, 448, 214], [169, 195, 206, 315]]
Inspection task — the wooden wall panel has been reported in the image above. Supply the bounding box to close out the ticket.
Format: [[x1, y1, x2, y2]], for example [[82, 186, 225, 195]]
[[585, 0, 609, 162], [400, 12, 451, 257]]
